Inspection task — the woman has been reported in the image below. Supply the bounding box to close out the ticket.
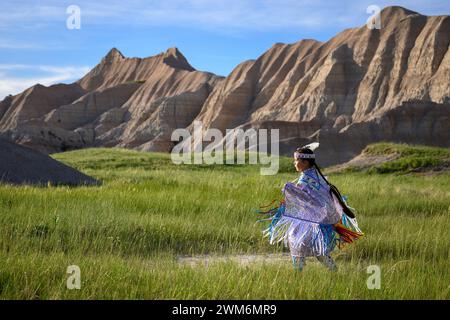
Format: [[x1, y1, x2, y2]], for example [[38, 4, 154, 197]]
[[257, 143, 363, 271]]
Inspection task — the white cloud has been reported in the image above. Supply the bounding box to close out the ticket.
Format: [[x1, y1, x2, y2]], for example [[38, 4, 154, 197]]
[[1, 0, 447, 33], [0, 64, 90, 100], [0, 40, 43, 49]]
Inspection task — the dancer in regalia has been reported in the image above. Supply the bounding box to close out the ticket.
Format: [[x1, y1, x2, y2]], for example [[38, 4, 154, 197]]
[[257, 143, 363, 271]]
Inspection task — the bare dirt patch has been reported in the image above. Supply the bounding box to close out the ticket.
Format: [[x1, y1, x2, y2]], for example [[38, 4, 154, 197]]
[[177, 253, 291, 267]]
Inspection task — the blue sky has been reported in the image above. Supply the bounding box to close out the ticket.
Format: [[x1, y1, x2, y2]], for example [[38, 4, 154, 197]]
[[0, 0, 449, 99]]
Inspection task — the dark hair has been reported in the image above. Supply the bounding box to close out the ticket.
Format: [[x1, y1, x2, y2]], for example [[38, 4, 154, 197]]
[[295, 147, 355, 218]]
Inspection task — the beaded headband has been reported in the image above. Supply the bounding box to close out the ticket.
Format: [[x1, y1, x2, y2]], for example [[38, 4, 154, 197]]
[[294, 152, 315, 159]]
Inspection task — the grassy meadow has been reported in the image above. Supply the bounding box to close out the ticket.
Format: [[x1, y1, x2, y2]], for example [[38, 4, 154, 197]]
[[0, 144, 449, 299]]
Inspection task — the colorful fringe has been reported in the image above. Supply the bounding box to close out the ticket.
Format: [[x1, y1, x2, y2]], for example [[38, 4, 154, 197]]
[[256, 199, 286, 243], [333, 211, 364, 247], [256, 196, 363, 252]]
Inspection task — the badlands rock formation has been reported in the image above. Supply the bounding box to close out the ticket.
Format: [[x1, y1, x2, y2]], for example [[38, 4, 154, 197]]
[[0, 47, 223, 154], [0, 138, 99, 186], [188, 6, 450, 165], [0, 6, 448, 166]]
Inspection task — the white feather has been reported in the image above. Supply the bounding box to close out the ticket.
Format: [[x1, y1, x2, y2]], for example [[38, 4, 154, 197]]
[[301, 142, 320, 151]]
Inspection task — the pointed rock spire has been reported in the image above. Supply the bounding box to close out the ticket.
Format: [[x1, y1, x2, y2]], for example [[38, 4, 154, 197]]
[[103, 47, 125, 63], [162, 47, 194, 71]]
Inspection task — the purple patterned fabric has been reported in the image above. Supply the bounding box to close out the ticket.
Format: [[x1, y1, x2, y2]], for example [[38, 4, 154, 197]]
[[268, 167, 343, 256]]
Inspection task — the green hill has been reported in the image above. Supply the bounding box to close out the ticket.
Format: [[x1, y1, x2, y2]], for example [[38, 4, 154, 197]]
[[327, 142, 450, 174]]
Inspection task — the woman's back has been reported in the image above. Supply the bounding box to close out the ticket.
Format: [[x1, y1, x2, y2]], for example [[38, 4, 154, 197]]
[[258, 143, 363, 271]]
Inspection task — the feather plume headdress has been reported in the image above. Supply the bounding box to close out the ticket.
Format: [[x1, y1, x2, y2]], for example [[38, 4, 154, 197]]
[[294, 142, 320, 159]]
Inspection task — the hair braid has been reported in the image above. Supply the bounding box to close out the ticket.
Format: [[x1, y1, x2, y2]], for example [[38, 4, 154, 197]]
[[313, 163, 355, 218], [295, 146, 355, 218]]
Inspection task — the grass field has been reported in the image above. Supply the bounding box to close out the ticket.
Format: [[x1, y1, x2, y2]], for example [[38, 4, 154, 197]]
[[0, 144, 449, 299]]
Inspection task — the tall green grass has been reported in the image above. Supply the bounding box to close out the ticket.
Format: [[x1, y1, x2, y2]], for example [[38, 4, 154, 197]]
[[0, 146, 449, 299]]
